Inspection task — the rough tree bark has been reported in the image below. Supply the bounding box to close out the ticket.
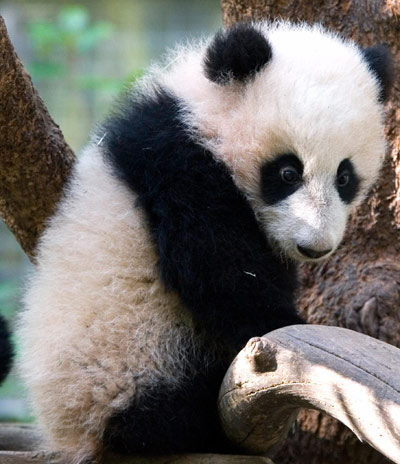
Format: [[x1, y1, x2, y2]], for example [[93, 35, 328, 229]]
[[0, 17, 75, 262], [221, 1, 400, 463]]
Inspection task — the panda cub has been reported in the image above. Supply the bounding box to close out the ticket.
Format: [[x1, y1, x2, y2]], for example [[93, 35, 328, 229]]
[[19, 21, 392, 463]]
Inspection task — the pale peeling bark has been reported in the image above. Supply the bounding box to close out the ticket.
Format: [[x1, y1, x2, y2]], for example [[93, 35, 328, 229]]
[[219, 325, 400, 463], [221, 1, 400, 462], [0, 16, 75, 261]]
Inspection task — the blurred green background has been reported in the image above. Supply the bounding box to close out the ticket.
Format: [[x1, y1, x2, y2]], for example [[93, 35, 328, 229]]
[[0, 0, 221, 421]]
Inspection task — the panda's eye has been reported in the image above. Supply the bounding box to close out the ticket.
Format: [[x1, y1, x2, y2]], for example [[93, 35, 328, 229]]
[[261, 154, 304, 205], [280, 167, 301, 184], [337, 170, 350, 187], [335, 159, 360, 204]]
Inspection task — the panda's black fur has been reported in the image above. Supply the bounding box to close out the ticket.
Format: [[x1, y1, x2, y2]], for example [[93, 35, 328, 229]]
[[18, 21, 393, 463], [204, 22, 273, 84], [0, 315, 13, 383], [362, 44, 394, 102], [101, 89, 301, 453], [104, 89, 301, 351]]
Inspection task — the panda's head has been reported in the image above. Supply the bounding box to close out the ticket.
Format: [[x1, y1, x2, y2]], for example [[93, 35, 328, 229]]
[[162, 22, 394, 262]]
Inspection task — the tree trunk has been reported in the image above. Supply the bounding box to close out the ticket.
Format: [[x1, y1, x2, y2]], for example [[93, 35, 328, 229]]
[[0, 17, 75, 262], [221, 1, 400, 463]]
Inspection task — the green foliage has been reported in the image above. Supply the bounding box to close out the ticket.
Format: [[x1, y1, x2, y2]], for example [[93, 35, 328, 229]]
[[77, 75, 125, 93], [28, 5, 114, 84], [58, 5, 90, 33], [27, 5, 143, 100], [28, 5, 113, 58]]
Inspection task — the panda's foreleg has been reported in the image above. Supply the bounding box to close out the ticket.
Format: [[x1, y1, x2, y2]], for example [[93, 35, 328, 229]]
[[104, 90, 302, 354]]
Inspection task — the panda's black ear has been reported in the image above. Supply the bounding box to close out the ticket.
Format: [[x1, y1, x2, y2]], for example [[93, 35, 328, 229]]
[[204, 23, 272, 85], [362, 44, 394, 102]]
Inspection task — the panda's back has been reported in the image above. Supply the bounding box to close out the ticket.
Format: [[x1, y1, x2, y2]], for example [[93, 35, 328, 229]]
[[19, 144, 215, 457]]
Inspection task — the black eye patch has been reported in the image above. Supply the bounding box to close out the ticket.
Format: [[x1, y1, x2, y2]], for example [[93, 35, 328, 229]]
[[261, 154, 304, 205], [335, 158, 360, 204]]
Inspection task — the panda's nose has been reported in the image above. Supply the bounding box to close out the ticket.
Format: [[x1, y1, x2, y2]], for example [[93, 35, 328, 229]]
[[297, 244, 332, 259]]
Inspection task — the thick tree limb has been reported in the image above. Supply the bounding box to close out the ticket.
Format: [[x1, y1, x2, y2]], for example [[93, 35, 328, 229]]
[[0, 452, 274, 464], [0, 424, 275, 464], [221, 1, 400, 462], [0, 16, 75, 261], [219, 325, 400, 464]]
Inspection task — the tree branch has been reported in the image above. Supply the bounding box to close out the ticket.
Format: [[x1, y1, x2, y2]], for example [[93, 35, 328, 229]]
[[0, 424, 275, 464], [0, 16, 75, 261], [219, 325, 400, 464]]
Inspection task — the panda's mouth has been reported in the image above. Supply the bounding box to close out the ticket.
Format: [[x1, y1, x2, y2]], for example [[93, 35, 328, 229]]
[[296, 244, 333, 260], [292, 244, 334, 263], [269, 237, 335, 264]]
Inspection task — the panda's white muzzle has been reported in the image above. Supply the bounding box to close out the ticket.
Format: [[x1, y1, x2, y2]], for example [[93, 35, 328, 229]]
[[259, 182, 348, 262]]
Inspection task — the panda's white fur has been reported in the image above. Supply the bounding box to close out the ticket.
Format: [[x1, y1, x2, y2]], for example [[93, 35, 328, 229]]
[[19, 148, 217, 461], [157, 23, 385, 260], [18, 21, 390, 463]]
